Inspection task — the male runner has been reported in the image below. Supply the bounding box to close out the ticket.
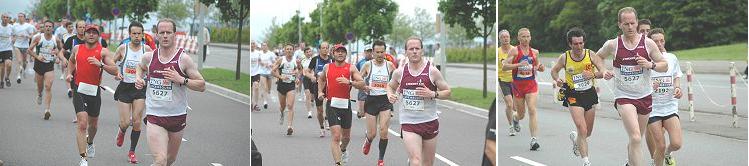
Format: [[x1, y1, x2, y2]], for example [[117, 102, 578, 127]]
[[305, 42, 332, 137], [272, 44, 301, 135], [360, 40, 395, 166], [12, 12, 34, 84], [318, 44, 365, 166], [112, 21, 152, 163], [355, 46, 373, 118], [594, 7, 668, 166], [638, 19, 652, 36], [134, 19, 206, 166], [646, 28, 682, 166], [28, 20, 66, 119], [550, 27, 611, 166], [387, 37, 451, 166], [300, 47, 315, 118], [497, 29, 516, 136], [251, 42, 262, 111], [66, 24, 118, 166], [0, 13, 13, 88], [502, 28, 545, 150]]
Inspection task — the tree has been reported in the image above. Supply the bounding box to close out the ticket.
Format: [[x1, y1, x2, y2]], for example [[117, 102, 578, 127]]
[[309, 0, 397, 44], [201, 0, 250, 80], [446, 24, 469, 47], [123, 0, 159, 23], [158, 0, 191, 26], [411, 7, 435, 43], [439, 0, 495, 98], [386, 14, 414, 49]]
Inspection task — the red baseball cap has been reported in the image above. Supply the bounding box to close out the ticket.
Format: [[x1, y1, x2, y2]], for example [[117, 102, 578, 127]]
[[333, 44, 347, 52], [84, 25, 99, 34]]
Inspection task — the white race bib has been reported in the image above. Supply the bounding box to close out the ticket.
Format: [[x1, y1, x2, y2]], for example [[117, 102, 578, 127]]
[[620, 65, 643, 85], [123, 60, 138, 81], [330, 97, 349, 109], [43, 53, 55, 63], [76, 82, 98, 96], [652, 76, 673, 100], [517, 62, 534, 78], [149, 78, 173, 101], [402, 89, 425, 111], [572, 73, 592, 91]]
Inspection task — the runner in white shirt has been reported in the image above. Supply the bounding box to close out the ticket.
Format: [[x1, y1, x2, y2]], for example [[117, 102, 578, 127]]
[[258, 42, 275, 110], [645, 28, 682, 166], [0, 13, 14, 88], [12, 13, 34, 84]]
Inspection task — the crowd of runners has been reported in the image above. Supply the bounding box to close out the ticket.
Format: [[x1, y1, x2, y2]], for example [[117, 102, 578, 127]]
[[0, 12, 207, 166], [498, 7, 683, 166]]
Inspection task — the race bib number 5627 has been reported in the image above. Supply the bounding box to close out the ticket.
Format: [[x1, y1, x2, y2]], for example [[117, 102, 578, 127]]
[[149, 78, 173, 101]]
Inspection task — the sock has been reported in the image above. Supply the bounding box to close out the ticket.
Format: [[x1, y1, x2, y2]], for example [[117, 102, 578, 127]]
[[130, 130, 141, 152], [120, 126, 127, 133], [582, 157, 589, 163], [378, 139, 388, 160]]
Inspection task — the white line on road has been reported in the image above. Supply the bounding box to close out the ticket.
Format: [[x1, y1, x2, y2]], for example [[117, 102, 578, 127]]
[[387, 128, 460, 166], [510, 156, 547, 166], [210, 163, 223, 166]]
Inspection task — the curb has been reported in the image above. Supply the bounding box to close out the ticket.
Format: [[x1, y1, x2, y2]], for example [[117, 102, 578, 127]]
[[209, 43, 250, 51], [205, 82, 249, 106]]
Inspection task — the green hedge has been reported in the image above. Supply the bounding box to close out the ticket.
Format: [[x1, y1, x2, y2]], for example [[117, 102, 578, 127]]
[[210, 27, 251, 43], [446, 47, 496, 64]]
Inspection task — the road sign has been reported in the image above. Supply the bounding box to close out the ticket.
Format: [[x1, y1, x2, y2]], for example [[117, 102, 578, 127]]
[[112, 8, 120, 17]]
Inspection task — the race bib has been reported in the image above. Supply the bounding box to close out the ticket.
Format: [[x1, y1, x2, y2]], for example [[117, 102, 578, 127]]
[[571, 73, 592, 91], [149, 78, 173, 101], [402, 89, 425, 111], [330, 97, 349, 109], [123, 60, 138, 81], [76, 82, 98, 96], [517, 60, 533, 78], [652, 76, 673, 100], [370, 75, 388, 95], [620, 65, 643, 85], [281, 67, 295, 83]]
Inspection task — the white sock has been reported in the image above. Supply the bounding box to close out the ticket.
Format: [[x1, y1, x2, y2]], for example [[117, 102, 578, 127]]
[[582, 157, 589, 163]]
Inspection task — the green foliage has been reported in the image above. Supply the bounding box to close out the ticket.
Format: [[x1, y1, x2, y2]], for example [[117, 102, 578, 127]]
[[32, 0, 157, 22], [446, 47, 496, 64], [158, 0, 190, 25], [499, 0, 748, 52], [210, 27, 251, 43]]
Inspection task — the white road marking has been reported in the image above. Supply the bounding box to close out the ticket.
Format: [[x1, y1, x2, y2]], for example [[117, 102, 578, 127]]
[[510, 156, 547, 166], [387, 128, 460, 166], [210, 163, 223, 166], [182, 138, 187, 142], [101, 85, 115, 94]]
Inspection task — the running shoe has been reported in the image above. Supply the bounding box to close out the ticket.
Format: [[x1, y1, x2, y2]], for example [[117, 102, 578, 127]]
[[68, 89, 73, 98], [584, 160, 591, 166], [87, 144, 96, 158], [5, 78, 10, 87], [320, 129, 326, 137], [128, 151, 138, 164], [116, 129, 125, 147], [263, 101, 268, 109], [286, 127, 293, 136], [530, 138, 540, 151], [377, 159, 384, 166], [37, 95, 42, 105], [512, 112, 521, 132], [279, 111, 284, 125], [0, 81, 4, 88], [342, 150, 350, 164], [307, 111, 312, 118], [570, 131, 580, 156], [362, 138, 371, 155], [508, 126, 516, 136], [43, 110, 51, 120], [665, 154, 676, 166], [79, 157, 88, 166]]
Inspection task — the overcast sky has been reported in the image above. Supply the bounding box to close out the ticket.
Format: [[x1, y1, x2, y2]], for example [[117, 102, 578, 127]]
[[250, 0, 439, 42]]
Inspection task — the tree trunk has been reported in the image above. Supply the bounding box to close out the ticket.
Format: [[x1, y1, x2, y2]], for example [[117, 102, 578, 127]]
[[482, 24, 488, 98], [235, 3, 244, 80]]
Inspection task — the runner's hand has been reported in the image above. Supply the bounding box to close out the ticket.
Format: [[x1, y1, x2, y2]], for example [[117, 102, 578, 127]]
[[158, 66, 185, 83], [603, 70, 614, 80], [387, 93, 398, 104], [335, 76, 349, 85], [537, 64, 545, 72], [66, 74, 73, 82], [635, 53, 651, 69], [114, 72, 123, 81], [582, 70, 594, 80], [415, 84, 435, 98], [674, 87, 683, 99], [86, 57, 102, 67], [318, 92, 325, 100], [134, 78, 145, 89], [555, 78, 564, 87]]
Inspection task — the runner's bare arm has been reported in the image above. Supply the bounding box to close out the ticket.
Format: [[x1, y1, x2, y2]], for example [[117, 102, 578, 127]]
[[101, 49, 120, 76], [386, 67, 402, 103], [135, 51, 153, 82], [387, 61, 395, 76], [28, 35, 39, 60], [645, 38, 668, 72], [271, 59, 283, 80], [360, 62, 370, 78], [595, 39, 616, 61], [66, 45, 78, 81], [501, 48, 519, 71], [317, 64, 328, 99], [179, 53, 206, 92], [350, 66, 365, 90], [430, 66, 451, 99], [55, 38, 67, 65], [588, 50, 608, 79], [550, 54, 566, 85], [113, 44, 126, 62], [533, 49, 545, 72]]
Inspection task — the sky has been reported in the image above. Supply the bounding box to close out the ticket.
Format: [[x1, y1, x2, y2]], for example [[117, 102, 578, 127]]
[[0, 0, 34, 16], [249, 0, 440, 42]]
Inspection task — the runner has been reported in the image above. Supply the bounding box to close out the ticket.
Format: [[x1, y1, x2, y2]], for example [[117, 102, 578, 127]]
[[299, 47, 315, 118], [594, 7, 668, 166], [12, 12, 34, 85], [638, 19, 652, 36], [59, 21, 73, 80], [305, 41, 332, 137], [133, 19, 206, 166], [502, 28, 545, 151], [550, 27, 610, 166], [28, 20, 67, 120], [272, 43, 301, 135], [360, 40, 395, 166], [66, 24, 119, 166], [65, 20, 110, 98], [646, 28, 683, 166], [318, 43, 365, 165], [251, 42, 262, 111], [258, 42, 275, 110], [386, 36, 451, 166], [112, 21, 152, 164], [497, 29, 517, 136], [0, 13, 13, 89], [355, 46, 373, 118]]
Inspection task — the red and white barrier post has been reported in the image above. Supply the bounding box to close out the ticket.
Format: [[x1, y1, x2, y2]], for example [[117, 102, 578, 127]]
[[730, 62, 738, 127], [686, 62, 695, 121]]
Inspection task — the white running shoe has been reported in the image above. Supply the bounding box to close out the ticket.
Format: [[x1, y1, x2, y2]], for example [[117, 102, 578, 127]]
[[342, 150, 350, 164], [86, 144, 95, 158], [570, 131, 580, 156], [320, 129, 326, 137], [508, 126, 516, 136], [79, 157, 88, 166], [307, 111, 312, 118]]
